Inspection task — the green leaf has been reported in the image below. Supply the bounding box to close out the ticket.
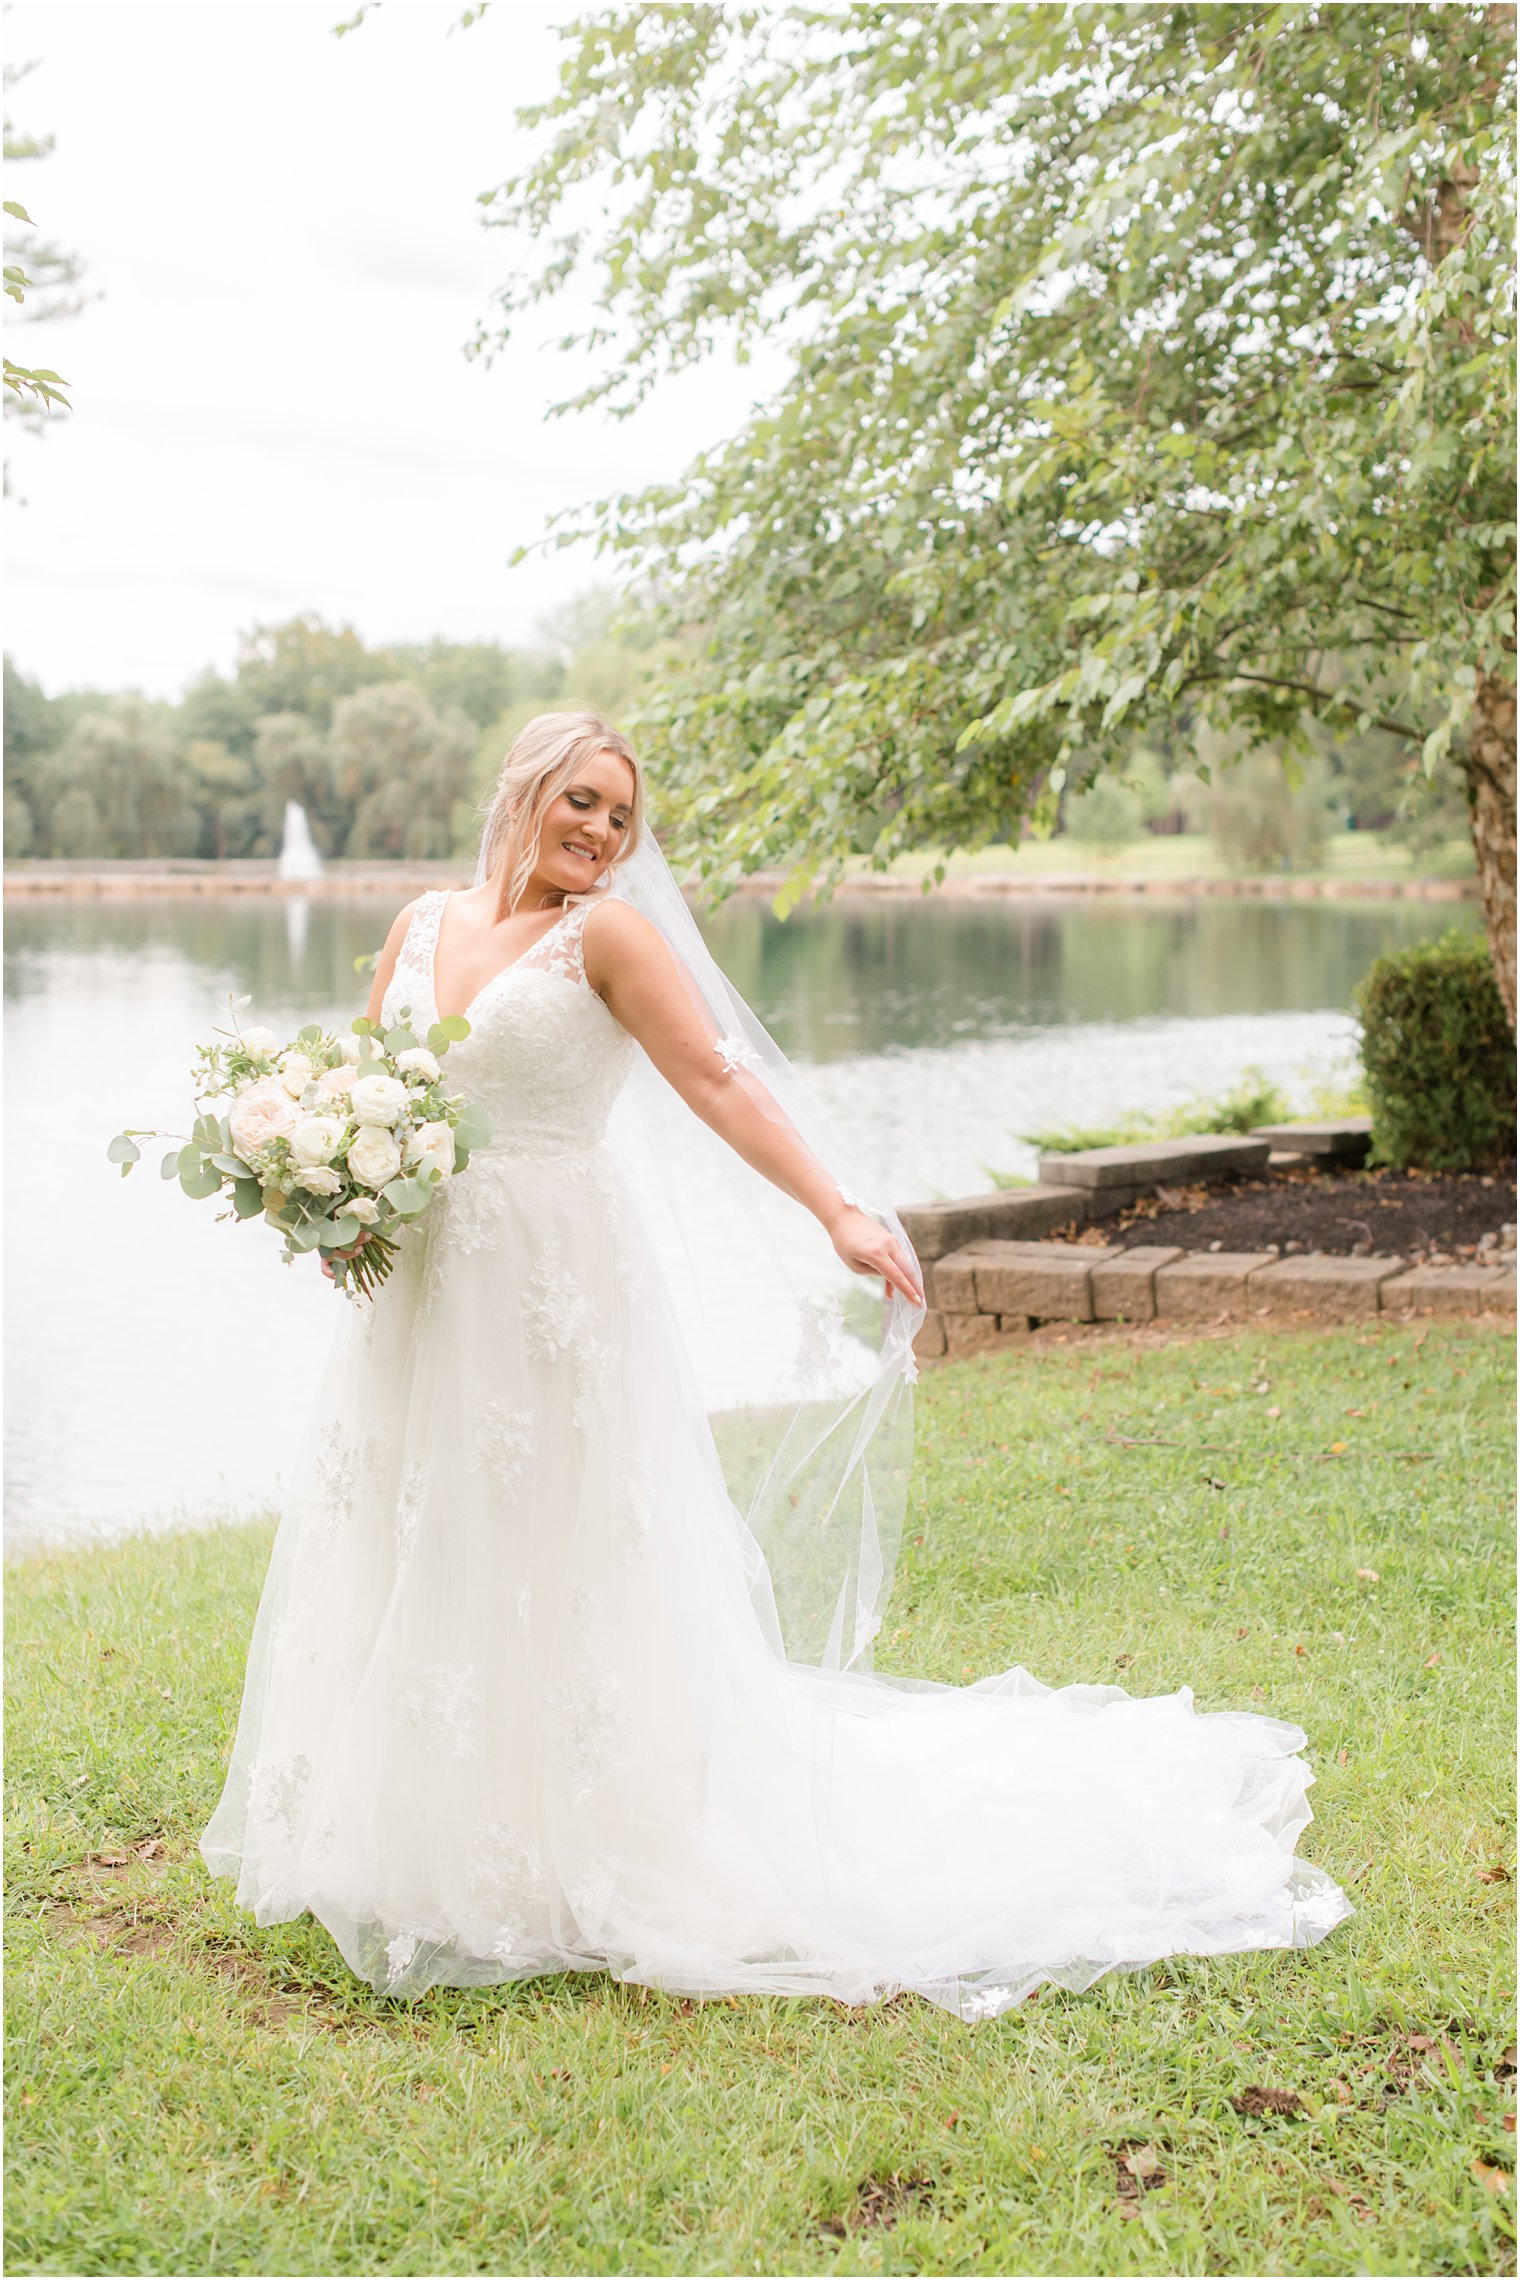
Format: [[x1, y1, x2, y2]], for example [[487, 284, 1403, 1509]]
[[452, 1104, 491, 1151], [297, 1023, 324, 1047], [107, 1134, 140, 1166], [179, 1163, 223, 1201], [231, 1178, 264, 1219], [384, 1024, 419, 1054], [3, 201, 35, 224], [160, 1150, 182, 1181]]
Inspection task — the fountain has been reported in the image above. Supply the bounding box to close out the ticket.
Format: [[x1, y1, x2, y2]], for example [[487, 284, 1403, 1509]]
[[277, 800, 324, 883]]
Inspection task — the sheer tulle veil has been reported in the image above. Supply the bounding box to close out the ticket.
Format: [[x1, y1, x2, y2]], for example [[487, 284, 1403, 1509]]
[[471, 822, 927, 1674]]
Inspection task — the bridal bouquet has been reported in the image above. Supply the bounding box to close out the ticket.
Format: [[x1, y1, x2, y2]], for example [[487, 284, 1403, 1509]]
[[108, 996, 490, 1298]]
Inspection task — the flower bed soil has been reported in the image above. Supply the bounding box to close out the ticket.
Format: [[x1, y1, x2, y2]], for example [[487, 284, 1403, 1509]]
[[1073, 1166, 1516, 1265]]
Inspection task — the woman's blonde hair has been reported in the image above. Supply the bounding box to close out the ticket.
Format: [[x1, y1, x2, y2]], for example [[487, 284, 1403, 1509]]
[[474, 709, 643, 916]]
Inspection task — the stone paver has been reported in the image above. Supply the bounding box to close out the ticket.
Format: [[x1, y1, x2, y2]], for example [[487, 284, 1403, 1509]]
[[1379, 1264, 1515, 1315], [1038, 1135, 1272, 1190], [899, 1184, 1088, 1264], [1481, 1264, 1517, 1313], [1154, 1251, 1280, 1320], [1248, 1252, 1405, 1318], [1249, 1118, 1373, 1163], [1091, 1246, 1185, 1322], [970, 1240, 1123, 1322], [942, 1309, 1029, 1356], [932, 1242, 1011, 1313], [912, 1309, 947, 1361]]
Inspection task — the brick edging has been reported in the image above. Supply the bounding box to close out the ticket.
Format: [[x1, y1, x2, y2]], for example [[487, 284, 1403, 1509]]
[[913, 1241, 1516, 1362]]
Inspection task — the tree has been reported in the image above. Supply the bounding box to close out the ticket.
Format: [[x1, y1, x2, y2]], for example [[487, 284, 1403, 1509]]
[[472, 3, 1516, 1013], [3, 55, 85, 432], [329, 681, 479, 858], [233, 613, 394, 729], [34, 701, 193, 858]]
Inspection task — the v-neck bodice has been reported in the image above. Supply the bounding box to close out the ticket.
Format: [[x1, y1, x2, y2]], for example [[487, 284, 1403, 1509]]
[[383, 889, 638, 1161]]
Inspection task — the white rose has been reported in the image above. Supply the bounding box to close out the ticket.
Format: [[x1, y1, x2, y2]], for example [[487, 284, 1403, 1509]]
[[347, 1124, 402, 1190], [239, 1024, 280, 1060], [346, 1196, 381, 1226], [293, 1164, 343, 1196], [288, 1114, 346, 1168], [277, 1052, 314, 1098], [411, 1120, 455, 1179], [394, 1047, 442, 1084], [316, 1063, 357, 1100], [228, 1076, 301, 1162], [336, 1032, 364, 1065], [350, 1073, 409, 1126]]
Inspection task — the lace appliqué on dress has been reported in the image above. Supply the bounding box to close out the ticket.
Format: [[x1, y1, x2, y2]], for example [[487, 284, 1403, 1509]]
[[394, 1461, 427, 1564], [248, 1752, 312, 1837], [522, 1236, 612, 1431], [401, 1664, 483, 1761], [466, 1822, 547, 1961], [471, 1402, 535, 1503], [545, 1669, 628, 1805]]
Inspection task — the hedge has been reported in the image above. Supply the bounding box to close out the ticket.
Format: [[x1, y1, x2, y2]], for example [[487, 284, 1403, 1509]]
[[1354, 927, 1516, 1172]]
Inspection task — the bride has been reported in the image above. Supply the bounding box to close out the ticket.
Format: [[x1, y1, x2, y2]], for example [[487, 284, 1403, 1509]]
[[201, 709, 1353, 2018]]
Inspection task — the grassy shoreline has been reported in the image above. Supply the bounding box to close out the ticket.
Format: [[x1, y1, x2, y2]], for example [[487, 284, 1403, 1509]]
[[6, 1320, 1515, 2276], [1, 830, 1479, 902]]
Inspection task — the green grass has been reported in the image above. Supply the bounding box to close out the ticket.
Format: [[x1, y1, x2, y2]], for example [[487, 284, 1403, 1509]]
[[6, 1320, 1515, 2276], [987, 1066, 1368, 1178], [857, 830, 1478, 886]]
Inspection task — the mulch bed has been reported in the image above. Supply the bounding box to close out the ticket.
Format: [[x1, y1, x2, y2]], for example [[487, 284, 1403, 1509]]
[[1078, 1166, 1516, 1266]]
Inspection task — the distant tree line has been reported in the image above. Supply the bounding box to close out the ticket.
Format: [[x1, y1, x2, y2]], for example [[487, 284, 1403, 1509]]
[[3, 591, 1467, 870], [3, 589, 670, 862]]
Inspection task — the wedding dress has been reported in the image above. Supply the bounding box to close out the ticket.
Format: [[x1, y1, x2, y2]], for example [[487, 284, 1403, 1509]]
[[200, 876, 1354, 2018]]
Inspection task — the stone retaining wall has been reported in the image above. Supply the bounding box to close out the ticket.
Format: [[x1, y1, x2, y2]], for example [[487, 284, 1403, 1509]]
[[898, 1119, 1516, 1362]]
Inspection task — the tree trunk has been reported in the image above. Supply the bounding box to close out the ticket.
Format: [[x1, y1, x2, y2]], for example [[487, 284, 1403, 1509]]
[[1463, 668, 1517, 1030]]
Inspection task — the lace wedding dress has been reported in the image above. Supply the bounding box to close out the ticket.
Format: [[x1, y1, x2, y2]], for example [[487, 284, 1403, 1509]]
[[201, 887, 1354, 2017]]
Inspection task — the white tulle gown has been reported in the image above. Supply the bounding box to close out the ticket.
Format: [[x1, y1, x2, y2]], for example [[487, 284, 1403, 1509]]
[[201, 889, 1354, 2017]]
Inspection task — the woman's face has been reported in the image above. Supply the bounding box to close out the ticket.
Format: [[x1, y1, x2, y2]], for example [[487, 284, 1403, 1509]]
[[532, 750, 637, 894]]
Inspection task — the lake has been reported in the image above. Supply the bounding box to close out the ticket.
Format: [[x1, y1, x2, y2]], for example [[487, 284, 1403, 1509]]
[[4, 888, 1466, 1550]]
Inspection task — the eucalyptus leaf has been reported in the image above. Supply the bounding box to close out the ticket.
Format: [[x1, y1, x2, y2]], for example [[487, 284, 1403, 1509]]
[[232, 1178, 264, 1219], [180, 1163, 222, 1201], [107, 1135, 140, 1166], [452, 1105, 491, 1151]]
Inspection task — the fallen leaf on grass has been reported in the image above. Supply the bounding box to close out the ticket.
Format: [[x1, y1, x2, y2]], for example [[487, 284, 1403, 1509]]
[[1478, 1864, 1512, 1884], [1326, 2179, 1374, 2222], [1230, 2086, 1305, 2118], [1494, 2045, 1517, 2085], [1355, 1566, 1380, 1583], [1504, 2114, 1516, 2134], [1336, 1747, 1351, 1765], [1422, 1651, 1441, 1669], [1110, 2138, 1169, 2215], [1471, 2158, 1512, 2198]]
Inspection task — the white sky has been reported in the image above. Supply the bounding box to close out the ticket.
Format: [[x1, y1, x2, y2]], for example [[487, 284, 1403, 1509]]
[[3, 0, 783, 697]]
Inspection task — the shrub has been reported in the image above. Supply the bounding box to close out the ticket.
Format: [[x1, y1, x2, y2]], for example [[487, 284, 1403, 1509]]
[[1355, 929, 1516, 1171], [1011, 1068, 1293, 1159], [1064, 776, 1142, 851]]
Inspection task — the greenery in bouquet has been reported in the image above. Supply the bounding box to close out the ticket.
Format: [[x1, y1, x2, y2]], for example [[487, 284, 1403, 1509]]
[[108, 995, 490, 1297]]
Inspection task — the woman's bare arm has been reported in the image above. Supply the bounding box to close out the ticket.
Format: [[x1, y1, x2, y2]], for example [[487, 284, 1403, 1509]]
[[584, 898, 923, 1307]]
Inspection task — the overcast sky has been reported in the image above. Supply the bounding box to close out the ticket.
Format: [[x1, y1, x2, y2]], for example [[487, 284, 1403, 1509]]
[[4, 0, 782, 698]]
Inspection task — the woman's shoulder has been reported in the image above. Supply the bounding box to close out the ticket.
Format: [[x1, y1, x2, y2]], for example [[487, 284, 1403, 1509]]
[[580, 891, 680, 999]]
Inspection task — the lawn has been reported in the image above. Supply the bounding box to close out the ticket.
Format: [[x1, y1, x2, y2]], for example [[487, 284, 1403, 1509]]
[[855, 830, 1477, 886], [5, 1318, 1514, 2277]]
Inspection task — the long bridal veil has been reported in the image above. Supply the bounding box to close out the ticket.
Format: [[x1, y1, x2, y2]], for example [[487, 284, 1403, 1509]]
[[472, 825, 926, 1674]]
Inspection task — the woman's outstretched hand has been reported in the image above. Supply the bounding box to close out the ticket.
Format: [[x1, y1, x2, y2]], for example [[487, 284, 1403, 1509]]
[[829, 1205, 925, 1309]]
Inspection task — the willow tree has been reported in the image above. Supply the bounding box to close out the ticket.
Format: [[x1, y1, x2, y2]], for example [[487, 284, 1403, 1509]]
[[467, 3, 1516, 1004]]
